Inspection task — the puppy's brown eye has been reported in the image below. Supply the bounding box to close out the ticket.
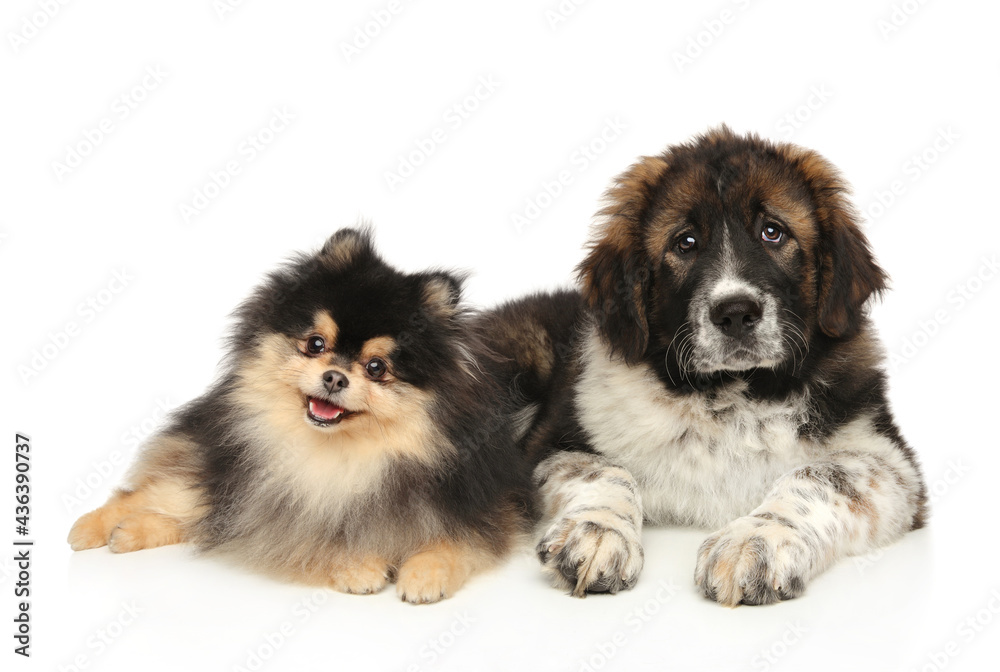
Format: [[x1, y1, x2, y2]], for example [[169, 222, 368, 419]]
[[305, 336, 326, 356], [761, 224, 784, 244], [677, 234, 698, 254], [365, 358, 388, 379]]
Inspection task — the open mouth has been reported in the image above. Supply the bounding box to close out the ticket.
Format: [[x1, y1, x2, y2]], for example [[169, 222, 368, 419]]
[[306, 397, 358, 426]]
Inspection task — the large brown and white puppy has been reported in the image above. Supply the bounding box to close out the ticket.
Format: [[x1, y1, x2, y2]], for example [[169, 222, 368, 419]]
[[479, 127, 927, 606]]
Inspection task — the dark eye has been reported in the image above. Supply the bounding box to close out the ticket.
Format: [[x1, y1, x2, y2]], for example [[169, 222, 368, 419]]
[[305, 335, 326, 356], [761, 223, 785, 244], [365, 358, 388, 379], [676, 234, 698, 254]]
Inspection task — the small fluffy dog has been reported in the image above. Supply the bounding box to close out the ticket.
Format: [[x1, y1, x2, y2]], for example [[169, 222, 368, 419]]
[[481, 127, 927, 605], [68, 228, 533, 603]]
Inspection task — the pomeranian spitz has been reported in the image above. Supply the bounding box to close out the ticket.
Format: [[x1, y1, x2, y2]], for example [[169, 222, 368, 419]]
[[68, 228, 533, 603]]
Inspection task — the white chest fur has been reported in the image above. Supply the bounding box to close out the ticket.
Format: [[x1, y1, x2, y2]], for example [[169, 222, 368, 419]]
[[574, 327, 818, 528]]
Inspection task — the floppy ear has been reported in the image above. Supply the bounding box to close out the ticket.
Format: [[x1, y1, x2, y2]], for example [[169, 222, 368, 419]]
[[318, 227, 376, 269], [577, 156, 669, 363], [420, 271, 464, 318], [816, 222, 888, 338], [795, 151, 889, 338]]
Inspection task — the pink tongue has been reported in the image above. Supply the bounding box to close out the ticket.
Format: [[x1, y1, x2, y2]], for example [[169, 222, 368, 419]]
[[309, 398, 344, 420]]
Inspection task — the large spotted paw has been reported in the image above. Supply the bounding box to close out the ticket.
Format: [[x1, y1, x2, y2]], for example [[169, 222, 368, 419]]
[[695, 514, 813, 607], [537, 512, 644, 597]]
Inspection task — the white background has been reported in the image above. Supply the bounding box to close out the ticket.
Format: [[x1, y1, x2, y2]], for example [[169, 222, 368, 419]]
[[2, 1, 999, 670]]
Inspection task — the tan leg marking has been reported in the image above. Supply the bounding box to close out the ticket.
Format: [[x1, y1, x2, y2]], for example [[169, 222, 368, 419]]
[[108, 512, 185, 553], [68, 481, 199, 553], [328, 557, 391, 595], [68, 490, 141, 551], [396, 539, 494, 604]]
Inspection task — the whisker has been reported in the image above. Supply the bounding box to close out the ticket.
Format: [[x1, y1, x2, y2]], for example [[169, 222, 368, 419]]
[[676, 328, 696, 385], [364, 398, 390, 444], [664, 322, 690, 387], [780, 307, 809, 373]]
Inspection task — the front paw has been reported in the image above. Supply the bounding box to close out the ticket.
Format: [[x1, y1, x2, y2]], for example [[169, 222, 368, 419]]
[[68, 509, 112, 551], [328, 558, 390, 595], [695, 515, 812, 607], [537, 514, 643, 597], [396, 547, 467, 604]]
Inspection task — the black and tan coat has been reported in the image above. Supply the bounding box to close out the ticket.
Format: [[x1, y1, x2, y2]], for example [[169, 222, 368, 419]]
[[69, 229, 534, 604]]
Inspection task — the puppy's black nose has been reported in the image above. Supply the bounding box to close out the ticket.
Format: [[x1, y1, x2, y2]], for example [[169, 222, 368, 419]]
[[710, 298, 763, 338], [322, 370, 349, 392]]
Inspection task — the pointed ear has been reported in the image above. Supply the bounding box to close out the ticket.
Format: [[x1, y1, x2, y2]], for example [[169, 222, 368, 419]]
[[420, 271, 464, 318], [793, 151, 889, 338], [577, 155, 669, 363], [318, 227, 376, 269]]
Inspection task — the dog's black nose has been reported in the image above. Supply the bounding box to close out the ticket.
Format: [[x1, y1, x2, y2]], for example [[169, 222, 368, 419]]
[[710, 298, 763, 338], [322, 370, 349, 392]]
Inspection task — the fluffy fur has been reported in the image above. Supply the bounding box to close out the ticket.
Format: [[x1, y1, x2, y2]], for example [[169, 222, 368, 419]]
[[68, 228, 533, 604], [479, 127, 927, 605]]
